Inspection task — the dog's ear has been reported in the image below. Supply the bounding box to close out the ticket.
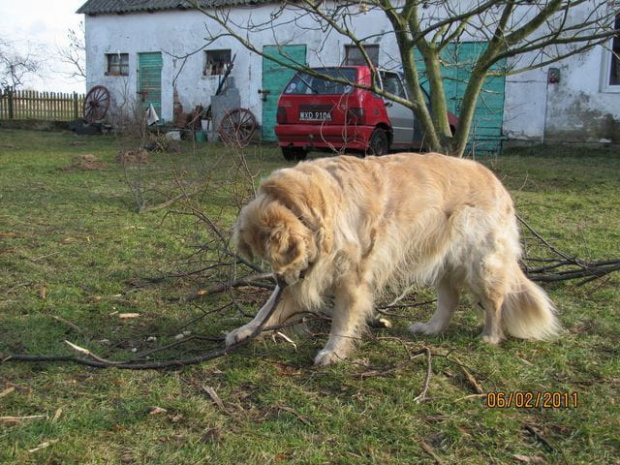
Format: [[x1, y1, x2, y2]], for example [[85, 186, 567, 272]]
[[268, 225, 304, 267], [237, 236, 254, 261], [232, 223, 254, 261]]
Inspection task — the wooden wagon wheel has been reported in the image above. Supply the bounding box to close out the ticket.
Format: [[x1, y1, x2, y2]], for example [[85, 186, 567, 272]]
[[83, 85, 111, 123], [218, 108, 257, 147]]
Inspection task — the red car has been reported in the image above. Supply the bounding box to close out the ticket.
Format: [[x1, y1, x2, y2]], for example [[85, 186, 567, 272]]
[[275, 66, 458, 161]]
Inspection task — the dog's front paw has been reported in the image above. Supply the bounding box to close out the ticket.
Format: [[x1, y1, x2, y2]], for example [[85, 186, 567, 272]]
[[480, 333, 503, 345], [225, 325, 255, 347], [314, 349, 345, 366]]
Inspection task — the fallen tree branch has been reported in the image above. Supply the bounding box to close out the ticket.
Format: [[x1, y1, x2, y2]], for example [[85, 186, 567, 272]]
[[524, 258, 620, 284], [179, 272, 275, 302]]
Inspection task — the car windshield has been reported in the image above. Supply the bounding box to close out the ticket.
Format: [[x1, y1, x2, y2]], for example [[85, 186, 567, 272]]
[[284, 68, 358, 95]]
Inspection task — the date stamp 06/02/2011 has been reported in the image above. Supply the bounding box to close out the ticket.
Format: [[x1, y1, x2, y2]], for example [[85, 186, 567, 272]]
[[486, 391, 579, 409]]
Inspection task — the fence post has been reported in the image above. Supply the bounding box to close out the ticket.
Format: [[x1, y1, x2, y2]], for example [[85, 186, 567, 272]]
[[73, 92, 79, 120], [8, 90, 14, 120]]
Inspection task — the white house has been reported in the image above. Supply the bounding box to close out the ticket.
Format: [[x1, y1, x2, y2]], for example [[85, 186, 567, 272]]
[[77, 0, 620, 149]]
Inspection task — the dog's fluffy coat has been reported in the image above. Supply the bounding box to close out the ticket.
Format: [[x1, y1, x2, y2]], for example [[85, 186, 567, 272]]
[[227, 153, 559, 365]]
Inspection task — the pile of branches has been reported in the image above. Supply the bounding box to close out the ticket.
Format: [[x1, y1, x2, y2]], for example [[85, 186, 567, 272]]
[[518, 216, 620, 286]]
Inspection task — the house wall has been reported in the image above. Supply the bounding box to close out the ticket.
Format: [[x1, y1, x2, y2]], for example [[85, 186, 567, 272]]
[[82, 3, 620, 145], [503, 43, 620, 144], [83, 5, 401, 126]]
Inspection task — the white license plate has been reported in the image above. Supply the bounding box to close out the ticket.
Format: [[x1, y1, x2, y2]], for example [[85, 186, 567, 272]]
[[299, 111, 332, 121]]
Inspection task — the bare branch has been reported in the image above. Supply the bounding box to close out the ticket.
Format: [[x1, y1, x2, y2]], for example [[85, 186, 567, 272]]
[[55, 22, 86, 80], [0, 36, 46, 90]]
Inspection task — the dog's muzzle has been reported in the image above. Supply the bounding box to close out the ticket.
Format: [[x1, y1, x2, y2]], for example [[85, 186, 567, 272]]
[[276, 267, 308, 287], [275, 275, 289, 288]]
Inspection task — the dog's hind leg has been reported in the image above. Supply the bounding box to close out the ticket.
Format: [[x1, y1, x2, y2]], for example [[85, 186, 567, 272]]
[[478, 294, 506, 344], [225, 285, 297, 347], [409, 273, 462, 336], [471, 260, 509, 345], [314, 277, 373, 366]]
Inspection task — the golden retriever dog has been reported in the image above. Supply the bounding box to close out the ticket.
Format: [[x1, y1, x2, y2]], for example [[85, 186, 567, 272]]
[[226, 153, 559, 366]]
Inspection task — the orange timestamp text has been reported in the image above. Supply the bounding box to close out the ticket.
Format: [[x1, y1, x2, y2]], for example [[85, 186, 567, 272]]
[[486, 391, 578, 409]]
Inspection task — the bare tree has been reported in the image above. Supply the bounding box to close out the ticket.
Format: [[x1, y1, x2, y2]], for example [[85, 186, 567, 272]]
[[193, 0, 619, 156], [56, 22, 86, 80], [0, 36, 45, 91]]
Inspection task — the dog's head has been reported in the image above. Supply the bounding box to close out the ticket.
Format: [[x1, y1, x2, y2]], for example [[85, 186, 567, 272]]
[[234, 197, 318, 286]]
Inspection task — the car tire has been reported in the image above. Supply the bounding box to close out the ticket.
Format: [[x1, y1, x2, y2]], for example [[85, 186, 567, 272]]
[[282, 147, 308, 161], [367, 128, 389, 156]]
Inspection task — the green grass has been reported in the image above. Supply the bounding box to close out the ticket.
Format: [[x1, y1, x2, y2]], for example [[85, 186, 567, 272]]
[[1, 129, 619, 464]]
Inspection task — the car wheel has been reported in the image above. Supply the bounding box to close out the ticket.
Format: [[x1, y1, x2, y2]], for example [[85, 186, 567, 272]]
[[367, 128, 389, 156], [282, 147, 308, 161]]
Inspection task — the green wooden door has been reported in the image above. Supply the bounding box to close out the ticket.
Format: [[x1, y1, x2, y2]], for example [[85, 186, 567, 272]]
[[138, 52, 163, 117], [417, 42, 506, 153], [261, 45, 307, 141], [448, 42, 506, 154]]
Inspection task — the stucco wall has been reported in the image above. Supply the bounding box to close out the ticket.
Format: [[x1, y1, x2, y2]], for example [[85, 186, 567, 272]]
[[503, 42, 620, 144]]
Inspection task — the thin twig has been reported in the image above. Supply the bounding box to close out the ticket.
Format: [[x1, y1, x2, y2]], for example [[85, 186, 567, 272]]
[[138, 192, 188, 214], [0, 415, 47, 425], [202, 385, 226, 410], [179, 272, 275, 302], [414, 347, 433, 403], [452, 356, 484, 394], [64, 341, 126, 366], [419, 439, 444, 464], [518, 214, 575, 262], [52, 316, 86, 336], [524, 423, 555, 453]]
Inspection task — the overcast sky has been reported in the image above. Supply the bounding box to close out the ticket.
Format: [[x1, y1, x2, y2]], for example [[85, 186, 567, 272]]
[[0, 0, 87, 93]]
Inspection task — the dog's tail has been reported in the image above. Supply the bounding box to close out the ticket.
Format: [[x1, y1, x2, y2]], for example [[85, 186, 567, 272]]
[[502, 266, 560, 340]]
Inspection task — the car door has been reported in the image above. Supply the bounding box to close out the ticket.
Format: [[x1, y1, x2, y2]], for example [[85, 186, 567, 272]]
[[380, 71, 415, 147]]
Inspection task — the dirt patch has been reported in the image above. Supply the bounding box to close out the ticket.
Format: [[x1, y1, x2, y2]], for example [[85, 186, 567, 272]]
[[62, 154, 107, 171], [116, 149, 150, 165]]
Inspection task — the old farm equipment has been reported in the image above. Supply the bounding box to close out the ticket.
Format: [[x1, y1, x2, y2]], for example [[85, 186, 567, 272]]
[[84, 85, 110, 123], [69, 85, 111, 135], [200, 54, 257, 146], [217, 108, 257, 146]]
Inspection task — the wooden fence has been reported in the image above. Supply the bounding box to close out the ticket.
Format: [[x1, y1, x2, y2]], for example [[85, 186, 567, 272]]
[[0, 90, 85, 122]]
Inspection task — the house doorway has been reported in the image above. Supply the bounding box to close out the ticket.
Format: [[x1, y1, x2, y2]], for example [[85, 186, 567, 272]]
[[261, 45, 307, 141], [138, 52, 163, 118]]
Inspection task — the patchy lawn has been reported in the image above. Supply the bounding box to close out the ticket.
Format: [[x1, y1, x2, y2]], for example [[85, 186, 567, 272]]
[[1, 129, 618, 464]]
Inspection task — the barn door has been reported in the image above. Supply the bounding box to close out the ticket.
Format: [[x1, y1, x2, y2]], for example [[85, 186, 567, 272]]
[[447, 42, 506, 154], [138, 52, 163, 117], [261, 45, 307, 141]]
